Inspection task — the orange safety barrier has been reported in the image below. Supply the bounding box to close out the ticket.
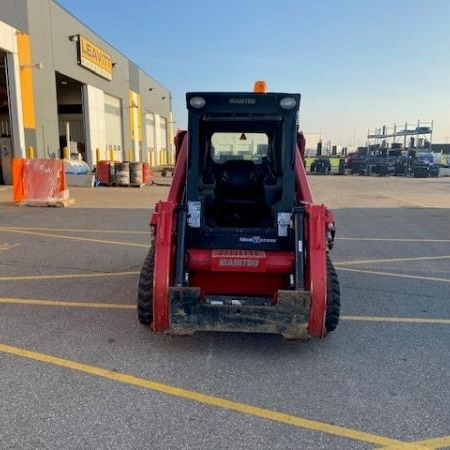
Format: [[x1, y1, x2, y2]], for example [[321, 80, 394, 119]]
[[12, 159, 25, 202], [13, 158, 69, 204], [142, 162, 154, 185]]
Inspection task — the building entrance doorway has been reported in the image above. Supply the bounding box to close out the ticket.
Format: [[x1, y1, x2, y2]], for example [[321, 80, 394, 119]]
[[0, 51, 14, 184], [55, 72, 86, 161]]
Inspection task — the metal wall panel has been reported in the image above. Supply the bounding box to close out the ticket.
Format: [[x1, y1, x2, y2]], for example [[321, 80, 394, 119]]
[[0, 0, 29, 33]]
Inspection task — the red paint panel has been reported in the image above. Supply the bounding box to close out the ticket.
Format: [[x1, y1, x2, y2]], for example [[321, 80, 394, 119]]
[[294, 140, 334, 337], [151, 200, 176, 331], [167, 133, 187, 203], [325, 207, 335, 225], [149, 132, 187, 331], [211, 250, 266, 272], [187, 249, 294, 299], [187, 249, 294, 274], [305, 204, 327, 337], [150, 133, 187, 227], [189, 272, 287, 298], [294, 144, 313, 204]]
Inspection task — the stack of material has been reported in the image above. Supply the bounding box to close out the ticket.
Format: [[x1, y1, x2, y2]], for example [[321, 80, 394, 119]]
[[13, 159, 74, 207]]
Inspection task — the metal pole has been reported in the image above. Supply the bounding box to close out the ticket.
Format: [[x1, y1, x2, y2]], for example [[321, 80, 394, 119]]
[[65, 121, 70, 159], [293, 207, 305, 290], [430, 120, 433, 152], [174, 203, 188, 286]]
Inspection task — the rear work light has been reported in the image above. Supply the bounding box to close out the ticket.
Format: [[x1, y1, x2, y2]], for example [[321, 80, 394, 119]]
[[280, 97, 296, 109], [190, 96, 206, 108]]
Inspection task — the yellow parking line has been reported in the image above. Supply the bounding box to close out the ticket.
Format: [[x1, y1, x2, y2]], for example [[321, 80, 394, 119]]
[[0, 271, 139, 282], [0, 243, 21, 252], [335, 255, 450, 266], [377, 434, 450, 449], [0, 228, 149, 248], [411, 435, 450, 449], [341, 316, 450, 325], [337, 238, 450, 243], [336, 267, 450, 284], [0, 298, 135, 309], [3, 299, 450, 327], [375, 445, 431, 449], [0, 342, 403, 447], [1, 226, 150, 235]]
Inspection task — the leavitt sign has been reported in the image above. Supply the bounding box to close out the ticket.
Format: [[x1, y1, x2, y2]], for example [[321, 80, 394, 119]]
[[78, 35, 113, 81]]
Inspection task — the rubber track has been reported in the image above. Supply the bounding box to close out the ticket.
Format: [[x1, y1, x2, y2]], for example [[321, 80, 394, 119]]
[[137, 228, 155, 325], [325, 256, 341, 332]]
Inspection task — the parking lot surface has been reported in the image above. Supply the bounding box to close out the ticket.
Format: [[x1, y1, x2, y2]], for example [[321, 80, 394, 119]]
[[0, 176, 449, 449]]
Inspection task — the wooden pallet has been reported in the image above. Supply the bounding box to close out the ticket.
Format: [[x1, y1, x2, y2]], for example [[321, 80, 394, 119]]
[[21, 198, 75, 207], [120, 183, 146, 188], [102, 183, 146, 188]]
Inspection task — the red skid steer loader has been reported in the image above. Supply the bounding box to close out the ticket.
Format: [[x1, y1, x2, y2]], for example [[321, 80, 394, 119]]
[[138, 82, 340, 339]]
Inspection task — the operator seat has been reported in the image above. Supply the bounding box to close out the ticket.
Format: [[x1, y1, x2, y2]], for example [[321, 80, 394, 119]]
[[216, 160, 261, 203], [211, 159, 268, 227]]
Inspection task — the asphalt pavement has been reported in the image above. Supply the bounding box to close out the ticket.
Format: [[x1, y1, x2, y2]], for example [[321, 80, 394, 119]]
[[0, 176, 449, 449]]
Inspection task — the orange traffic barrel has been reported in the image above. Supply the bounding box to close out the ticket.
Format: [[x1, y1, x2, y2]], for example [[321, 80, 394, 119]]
[[142, 162, 153, 185], [97, 161, 113, 185]]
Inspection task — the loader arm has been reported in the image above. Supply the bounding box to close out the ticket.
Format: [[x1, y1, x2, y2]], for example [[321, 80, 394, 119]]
[[149, 132, 188, 331]]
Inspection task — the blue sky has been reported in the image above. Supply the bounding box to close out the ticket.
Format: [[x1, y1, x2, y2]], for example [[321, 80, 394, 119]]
[[58, 0, 450, 146]]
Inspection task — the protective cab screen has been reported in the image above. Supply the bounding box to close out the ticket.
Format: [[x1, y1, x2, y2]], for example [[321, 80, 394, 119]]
[[210, 132, 269, 163]]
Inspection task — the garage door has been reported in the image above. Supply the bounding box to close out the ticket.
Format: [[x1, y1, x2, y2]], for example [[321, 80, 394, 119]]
[[104, 94, 123, 159]]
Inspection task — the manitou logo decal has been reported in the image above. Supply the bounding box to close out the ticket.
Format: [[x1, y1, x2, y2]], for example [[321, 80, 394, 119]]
[[239, 236, 277, 244], [229, 98, 256, 105], [210, 250, 266, 272], [218, 259, 259, 268]]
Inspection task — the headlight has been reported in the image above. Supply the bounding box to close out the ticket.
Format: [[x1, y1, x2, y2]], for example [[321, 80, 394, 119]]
[[190, 96, 206, 109], [280, 97, 296, 109]]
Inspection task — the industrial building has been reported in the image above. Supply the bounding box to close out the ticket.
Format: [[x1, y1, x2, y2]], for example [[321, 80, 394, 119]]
[[0, 0, 173, 184]]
